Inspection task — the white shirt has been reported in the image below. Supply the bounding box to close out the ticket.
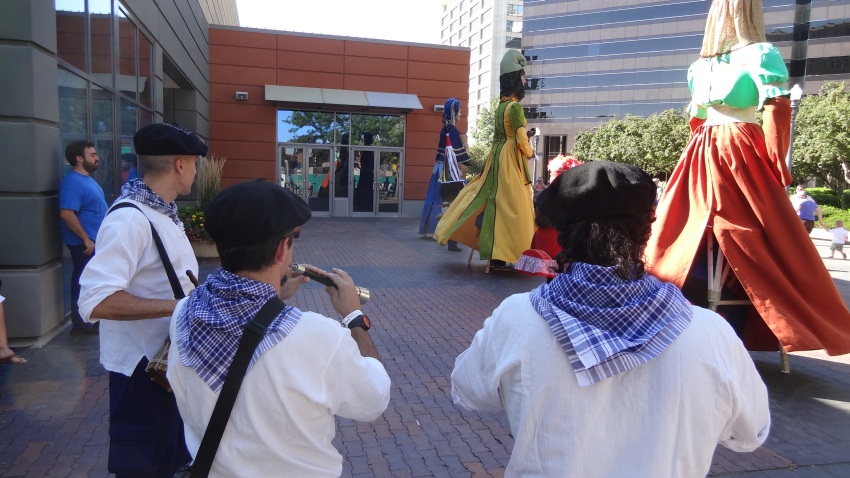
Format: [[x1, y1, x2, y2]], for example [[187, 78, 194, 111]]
[[168, 305, 391, 477], [829, 227, 848, 244], [79, 200, 198, 376], [452, 294, 770, 478]]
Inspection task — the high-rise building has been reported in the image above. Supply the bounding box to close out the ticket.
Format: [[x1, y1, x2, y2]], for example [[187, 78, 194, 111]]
[[522, 0, 850, 165], [441, 0, 524, 132]]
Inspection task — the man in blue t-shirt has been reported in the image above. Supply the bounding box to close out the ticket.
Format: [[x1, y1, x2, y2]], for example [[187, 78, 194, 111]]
[[59, 141, 107, 335], [790, 185, 825, 234]]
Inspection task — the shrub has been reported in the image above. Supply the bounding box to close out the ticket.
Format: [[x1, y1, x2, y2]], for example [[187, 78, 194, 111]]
[[842, 190, 850, 209], [820, 205, 850, 229], [196, 154, 227, 212], [804, 187, 840, 207], [178, 204, 212, 243]]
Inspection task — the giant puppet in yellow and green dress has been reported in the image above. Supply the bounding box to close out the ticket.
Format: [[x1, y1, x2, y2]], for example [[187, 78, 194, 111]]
[[434, 50, 536, 271], [645, 0, 850, 355]]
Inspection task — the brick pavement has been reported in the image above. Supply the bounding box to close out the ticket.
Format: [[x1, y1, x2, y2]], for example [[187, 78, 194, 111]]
[[0, 217, 848, 477]]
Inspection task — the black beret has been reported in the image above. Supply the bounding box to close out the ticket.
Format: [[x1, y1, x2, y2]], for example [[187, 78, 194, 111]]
[[536, 160, 655, 225], [204, 180, 311, 248], [133, 123, 209, 157]]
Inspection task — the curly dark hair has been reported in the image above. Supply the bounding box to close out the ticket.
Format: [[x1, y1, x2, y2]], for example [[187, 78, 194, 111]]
[[499, 69, 526, 101], [554, 211, 656, 280]]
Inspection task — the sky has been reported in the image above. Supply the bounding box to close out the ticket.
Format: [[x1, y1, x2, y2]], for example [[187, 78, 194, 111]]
[[235, 0, 446, 45]]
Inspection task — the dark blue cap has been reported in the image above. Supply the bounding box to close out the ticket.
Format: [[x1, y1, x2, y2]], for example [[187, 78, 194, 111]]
[[536, 161, 655, 225], [205, 180, 311, 248], [133, 123, 208, 157]]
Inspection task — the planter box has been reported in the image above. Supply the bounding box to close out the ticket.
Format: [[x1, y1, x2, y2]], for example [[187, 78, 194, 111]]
[[191, 241, 218, 258]]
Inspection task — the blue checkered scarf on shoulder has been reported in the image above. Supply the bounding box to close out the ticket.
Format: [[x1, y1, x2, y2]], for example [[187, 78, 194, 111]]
[[175, 268, 302, 392], [116, 179, 182, 227], [529, 262, 693, 386]]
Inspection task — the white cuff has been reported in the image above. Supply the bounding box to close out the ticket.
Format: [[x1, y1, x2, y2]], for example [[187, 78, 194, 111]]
[[341, 310, 363, 327]]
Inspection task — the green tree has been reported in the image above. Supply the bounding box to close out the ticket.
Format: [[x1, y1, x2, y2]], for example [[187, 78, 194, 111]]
[[571, 109, 688, 177], [793, 81, 850, 192], [641, 109, 689, 176], [282, 111, 335, 143], [467, 97, 500, 175]]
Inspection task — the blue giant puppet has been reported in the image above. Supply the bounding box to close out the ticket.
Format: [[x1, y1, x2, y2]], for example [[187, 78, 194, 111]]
[[419, 98, 470, 238]]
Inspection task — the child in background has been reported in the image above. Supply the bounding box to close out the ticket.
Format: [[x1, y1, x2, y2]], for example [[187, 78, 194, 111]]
[[828, 220, 849, 260]]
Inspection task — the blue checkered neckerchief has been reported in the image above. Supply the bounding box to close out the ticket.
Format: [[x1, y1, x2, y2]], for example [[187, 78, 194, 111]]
[[175, 268, 303, 392], [529, 262, 692, 386], [116, 179, 181, 227]]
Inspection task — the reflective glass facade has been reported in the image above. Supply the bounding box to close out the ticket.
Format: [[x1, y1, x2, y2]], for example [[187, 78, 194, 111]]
[[522, 0, 850, 153], [57, 0, 155, 204]]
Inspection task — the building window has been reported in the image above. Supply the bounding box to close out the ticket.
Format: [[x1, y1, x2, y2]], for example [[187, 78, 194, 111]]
[[506, 36, 521, 48], [479, 39, 491, 55], [508, 4, 523, 16], [55, 0, 157, 201], [56, 0, 86, 72], [58, 68, 88, 142], [479, 55, 489, 70], [90, 0, 113, 83]]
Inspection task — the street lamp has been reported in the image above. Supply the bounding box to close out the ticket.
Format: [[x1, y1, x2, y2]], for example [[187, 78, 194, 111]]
[[785, 84, 803, 182]]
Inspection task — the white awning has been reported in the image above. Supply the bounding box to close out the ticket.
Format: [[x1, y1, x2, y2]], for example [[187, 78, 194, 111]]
[[264, 85, 422, 111]]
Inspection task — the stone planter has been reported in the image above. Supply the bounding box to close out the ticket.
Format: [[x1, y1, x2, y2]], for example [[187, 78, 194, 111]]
[[190, 241, 218, 258]]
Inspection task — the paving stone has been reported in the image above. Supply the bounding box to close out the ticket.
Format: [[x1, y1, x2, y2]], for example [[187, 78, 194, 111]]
[[0, 219, 849, 477]]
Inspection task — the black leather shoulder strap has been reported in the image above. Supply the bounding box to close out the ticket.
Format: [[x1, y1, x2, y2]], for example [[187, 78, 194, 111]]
[[107, 202, 185, 300], [190, 297, 286, 477]]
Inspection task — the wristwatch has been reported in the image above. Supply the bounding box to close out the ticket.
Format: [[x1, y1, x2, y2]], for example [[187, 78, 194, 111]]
[[342, 310, 371, 331], [347, 313, 371, 331]]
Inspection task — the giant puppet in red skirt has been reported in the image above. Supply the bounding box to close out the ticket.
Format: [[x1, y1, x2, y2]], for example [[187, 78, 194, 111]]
[[645, 0, 850, 355]]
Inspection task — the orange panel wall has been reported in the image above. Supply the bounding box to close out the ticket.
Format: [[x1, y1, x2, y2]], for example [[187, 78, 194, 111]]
[[209, 27, 469, 197]]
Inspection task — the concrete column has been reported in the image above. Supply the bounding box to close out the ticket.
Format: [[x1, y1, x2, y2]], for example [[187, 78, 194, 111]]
[[0, 0, 64, 338]]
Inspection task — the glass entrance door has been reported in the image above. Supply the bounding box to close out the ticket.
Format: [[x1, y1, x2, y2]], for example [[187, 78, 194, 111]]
[[352, 147, 377, 214], [351, 147, 402, 215], [377, 150, 400, 214], [279, 145, 332, 214]]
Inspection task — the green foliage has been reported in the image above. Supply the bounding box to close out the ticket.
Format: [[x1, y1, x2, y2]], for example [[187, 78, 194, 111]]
[[804, 187, 840, 207], [196, 154, 226, 212], [284, 111, 335, 143], [281, 112, 404, 146], [820, 205, 850, 229], [177, 205, 212, 243], [471, 97, 500, 145], [842, 190, 850, 209], [570, 109, 689, 176], [467, 98, 500, 176], [466, 142, 489, 176], [793, 81, 850, 192]]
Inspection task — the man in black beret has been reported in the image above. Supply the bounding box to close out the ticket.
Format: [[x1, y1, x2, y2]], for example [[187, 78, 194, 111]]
[[166, 180, 390, 476], [78, 122, 208, 477], [452, 161, 770, 477]]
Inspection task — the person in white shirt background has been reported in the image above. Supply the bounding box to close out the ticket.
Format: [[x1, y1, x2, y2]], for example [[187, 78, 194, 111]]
[[827, 219, 849, 259], [79, 123, 207, 477], [168, 180, 390, 477], [451, 161, 770, 478]]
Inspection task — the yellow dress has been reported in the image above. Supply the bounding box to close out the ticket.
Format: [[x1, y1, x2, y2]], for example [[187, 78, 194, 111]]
[[434, 97, 535, 263]]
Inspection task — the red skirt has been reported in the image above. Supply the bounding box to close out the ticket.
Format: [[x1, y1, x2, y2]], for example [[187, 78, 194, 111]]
[[646, 98, 850, 355]]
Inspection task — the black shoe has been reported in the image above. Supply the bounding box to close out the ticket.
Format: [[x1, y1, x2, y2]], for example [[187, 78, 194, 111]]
[[489, 260, 514, 272], [447, 244, 462, 252], [70, 323, 99, 336]]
